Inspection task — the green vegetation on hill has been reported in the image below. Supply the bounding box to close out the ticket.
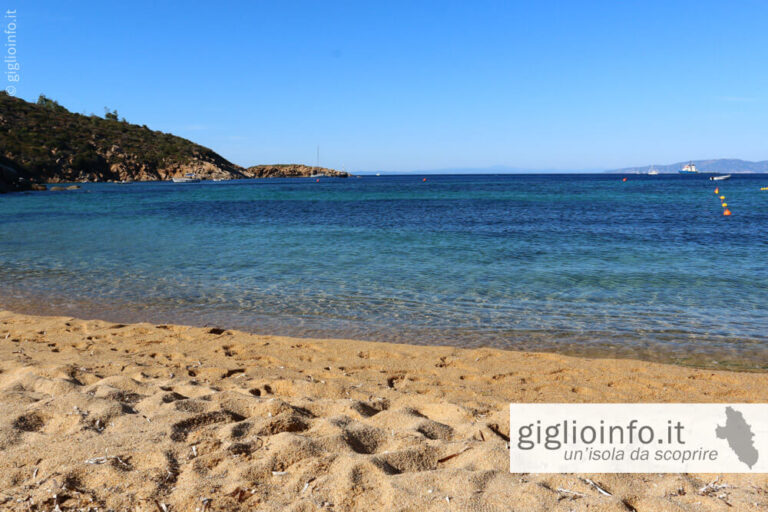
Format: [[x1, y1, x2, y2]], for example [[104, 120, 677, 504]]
[[0, 93, 352, 188], [0, 92, 245, 183]]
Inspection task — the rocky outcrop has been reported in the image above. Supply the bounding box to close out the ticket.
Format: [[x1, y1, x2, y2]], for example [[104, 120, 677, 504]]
[[29, 146, 247, 184], [245, 164, 349, 178]]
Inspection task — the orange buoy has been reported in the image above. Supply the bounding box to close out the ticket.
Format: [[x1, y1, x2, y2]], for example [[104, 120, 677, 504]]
[[423, 178, 427, 182], [714, 188, 719, 194], [723, 209, 732, 216], [316, 179, 320, 182], [622, 177, 627, 182]]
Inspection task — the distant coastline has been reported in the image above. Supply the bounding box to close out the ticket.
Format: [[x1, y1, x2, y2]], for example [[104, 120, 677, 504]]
[[606, 158, 768, 174]]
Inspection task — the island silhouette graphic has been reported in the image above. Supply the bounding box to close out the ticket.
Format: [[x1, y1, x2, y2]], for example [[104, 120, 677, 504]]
[[716, 406, 759, 469]]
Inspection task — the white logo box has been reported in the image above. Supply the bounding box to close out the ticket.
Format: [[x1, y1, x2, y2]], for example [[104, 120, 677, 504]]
[[509, 404, 767, 473]]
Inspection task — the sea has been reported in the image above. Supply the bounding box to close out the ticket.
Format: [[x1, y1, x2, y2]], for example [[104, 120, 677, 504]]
[[1, 174, 767, 369]]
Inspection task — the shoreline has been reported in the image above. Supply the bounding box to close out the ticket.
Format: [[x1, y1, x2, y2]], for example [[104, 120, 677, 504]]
[[1, 310, 767, 510], [3, 298, 766, 372]]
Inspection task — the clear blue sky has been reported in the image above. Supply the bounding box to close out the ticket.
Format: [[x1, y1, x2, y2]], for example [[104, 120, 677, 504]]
[[11, 1, 768, 171]]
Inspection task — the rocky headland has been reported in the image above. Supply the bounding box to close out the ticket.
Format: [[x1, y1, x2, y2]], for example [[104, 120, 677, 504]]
[[0, 93, 349, 190], [246, 164, 349, 178]]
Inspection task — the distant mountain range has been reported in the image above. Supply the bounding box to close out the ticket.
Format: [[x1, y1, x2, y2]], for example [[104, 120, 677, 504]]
[[369, 160, 768, 175], [359, 166, 590, 175], [608, 159, 768, 174]]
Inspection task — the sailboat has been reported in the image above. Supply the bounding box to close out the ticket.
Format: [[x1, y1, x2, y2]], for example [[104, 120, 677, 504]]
[[647, 165, 659, 175]]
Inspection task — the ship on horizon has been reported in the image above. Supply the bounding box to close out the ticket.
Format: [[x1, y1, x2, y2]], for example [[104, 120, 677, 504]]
[[679, 162, 699, 174]]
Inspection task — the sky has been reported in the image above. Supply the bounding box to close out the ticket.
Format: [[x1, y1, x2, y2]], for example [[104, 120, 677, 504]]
[[8, 1, 768, 172]]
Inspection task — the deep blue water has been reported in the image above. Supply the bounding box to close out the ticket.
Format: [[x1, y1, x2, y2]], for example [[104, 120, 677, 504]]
[[1, 174, 767, 368]]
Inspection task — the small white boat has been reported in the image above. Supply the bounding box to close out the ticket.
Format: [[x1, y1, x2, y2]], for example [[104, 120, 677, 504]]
[[647, 165, 659, 175], [710, 174, 731, 181], [172, 173, 200, 183]]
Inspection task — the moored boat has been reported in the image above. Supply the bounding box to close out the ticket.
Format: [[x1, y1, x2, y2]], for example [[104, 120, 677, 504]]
[[710, 174, 731, 181], [172, 173, 200, 183]]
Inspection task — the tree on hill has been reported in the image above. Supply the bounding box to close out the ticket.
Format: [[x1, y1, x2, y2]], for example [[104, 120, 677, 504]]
[[104, 107, 119, 121], [36, 94, 67, 112]]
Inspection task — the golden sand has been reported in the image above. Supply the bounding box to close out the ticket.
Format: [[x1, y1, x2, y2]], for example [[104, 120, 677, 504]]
[[1, 310, 766, 511]]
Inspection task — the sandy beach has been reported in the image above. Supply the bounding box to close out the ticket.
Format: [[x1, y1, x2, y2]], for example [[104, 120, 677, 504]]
[[1, 309, 766, 511]]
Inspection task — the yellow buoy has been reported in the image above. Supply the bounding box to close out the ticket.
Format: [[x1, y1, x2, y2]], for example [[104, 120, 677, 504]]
[[722, 203, 727, 207], [720, 195, 725, 200], [714, 188, 719, 194]]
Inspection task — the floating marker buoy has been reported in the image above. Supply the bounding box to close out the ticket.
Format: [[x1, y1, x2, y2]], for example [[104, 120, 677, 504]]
[[723, 209, 732, 216], [719, 195, 725, 200], [316, 179, 320, 182], [423, 178, 427, 182], [722, 203, 727, 207], [622, 177, 627, 182], [714, 188, 719, 194]]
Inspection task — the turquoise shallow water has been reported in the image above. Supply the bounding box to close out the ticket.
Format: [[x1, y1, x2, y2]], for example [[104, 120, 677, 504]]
[[1, 174, 767, 368]]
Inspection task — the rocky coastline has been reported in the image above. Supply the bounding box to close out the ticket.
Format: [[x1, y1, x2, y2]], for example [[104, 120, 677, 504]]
[[0, 93, 350, 192]]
